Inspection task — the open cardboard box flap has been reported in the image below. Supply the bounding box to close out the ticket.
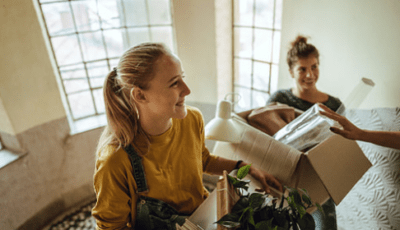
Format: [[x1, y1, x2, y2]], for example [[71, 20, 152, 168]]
[[212, 117, 372, 206], [304, 134, 372, 204]]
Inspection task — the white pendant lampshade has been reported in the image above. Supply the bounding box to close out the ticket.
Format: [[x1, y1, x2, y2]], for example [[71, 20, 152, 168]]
[[205, 100, 241, 143]]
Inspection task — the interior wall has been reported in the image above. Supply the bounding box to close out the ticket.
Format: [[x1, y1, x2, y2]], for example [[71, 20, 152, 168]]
[[0, 96, 14, 135], [0, 0, 66, 135], [172, 0, 218, 105], [278, 0, 400, 109], [0, 118, 102, 230]]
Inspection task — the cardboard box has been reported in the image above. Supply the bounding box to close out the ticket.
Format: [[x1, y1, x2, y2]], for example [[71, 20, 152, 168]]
[[212, 115, 372, 206]]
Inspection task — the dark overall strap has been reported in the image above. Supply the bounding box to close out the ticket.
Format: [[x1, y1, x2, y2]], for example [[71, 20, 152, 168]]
[[123, 144, 149, 193], [123, 145, 187, 229]]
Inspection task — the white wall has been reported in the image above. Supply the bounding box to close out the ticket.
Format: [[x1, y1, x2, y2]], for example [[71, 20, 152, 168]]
[[279, 0, 400, 109], [0, 0, 66, 135], [173, 0, 218, 105]]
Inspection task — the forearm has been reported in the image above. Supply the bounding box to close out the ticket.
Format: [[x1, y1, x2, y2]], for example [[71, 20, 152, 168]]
[[205, 157, 245, 175], [359, 130, 400, 150]]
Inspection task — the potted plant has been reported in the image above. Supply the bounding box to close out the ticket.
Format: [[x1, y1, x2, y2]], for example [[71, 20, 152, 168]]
[[216, 165, 323, 230]]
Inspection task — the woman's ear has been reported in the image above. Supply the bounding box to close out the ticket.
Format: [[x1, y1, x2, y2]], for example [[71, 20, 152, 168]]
[[131, 87, 147, 104]]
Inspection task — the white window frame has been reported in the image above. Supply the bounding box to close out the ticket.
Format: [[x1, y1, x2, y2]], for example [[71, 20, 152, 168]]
[[36, 0, 176, 134], [232, 0, 283, 112]]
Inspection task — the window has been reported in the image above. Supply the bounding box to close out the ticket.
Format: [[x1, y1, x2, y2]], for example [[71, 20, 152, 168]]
[[232, 0, 283, 111], [37, 0, 175, 133]]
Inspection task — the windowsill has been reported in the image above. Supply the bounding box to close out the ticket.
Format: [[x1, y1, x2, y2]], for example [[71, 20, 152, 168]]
[[69, 114, 107, 135], [0, 148, 28, 169]]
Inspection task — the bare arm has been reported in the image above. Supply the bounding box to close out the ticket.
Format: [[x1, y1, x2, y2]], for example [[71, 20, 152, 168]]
[[318, 103, 400, 150], [206, 157, 283, 193], [358, 130, 400, 150]]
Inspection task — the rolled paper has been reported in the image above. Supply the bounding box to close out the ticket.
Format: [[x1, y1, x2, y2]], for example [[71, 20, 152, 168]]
[[342, 78, 375, 110]]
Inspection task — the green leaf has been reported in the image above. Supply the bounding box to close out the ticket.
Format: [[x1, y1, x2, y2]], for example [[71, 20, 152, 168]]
[[215, 213, 241, 228], [249, 193, 266, 210], [289, 189, 303, 207], [231, 197, 249, 214], [248, 211, 255, 226], [315, 203, 325, 217], [255, 220, 278, 230], [301, 188, 309, 196], [302, 194, 312, 206], [273, 211, 290, 228], [227, 174, 238, 184], [239, 207, 252, 222], [287, 196, 296, 210], [297, 213, 316, 230], [237, 164, 251, 179], [228, 175, 250, 190], [297, 205, 306, 219]]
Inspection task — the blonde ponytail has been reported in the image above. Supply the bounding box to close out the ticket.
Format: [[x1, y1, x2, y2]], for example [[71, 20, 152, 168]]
[[96, 43, 171, 157]]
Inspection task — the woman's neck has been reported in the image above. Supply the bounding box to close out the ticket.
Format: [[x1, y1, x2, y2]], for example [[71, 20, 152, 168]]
[[292, 87, 324, 103], [139, 112, 172, 136]]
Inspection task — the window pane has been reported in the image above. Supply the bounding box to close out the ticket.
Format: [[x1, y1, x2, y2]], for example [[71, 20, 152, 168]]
[[233, 0, 282, 112], [40, 0, 66, 3], [274, 0, 283, 29], [52, 35, 82, 65], [271, 64, 279, 85], [253, 62, 270, 91], [103, 29, 126, 58], [64, 79, 90, 94], [93, 89, 105, 113], [147, 0, 172, 25], [68, 91, 95, 119], [60, 64, 85, 80], [235, 86, 252, 112], [73, 114, 107, 133], [252, 90, 270, 108], [42, 2, 74, 36], [272, 31, 281, 64], [234, 27, 253, 59], [151, 27, 174, 50], [254, 29, 272, 62], [98, 0, 124, 29], [127, 28, 150, 47], [71, 1, 100, 32], [124, 0, 148, 26], [233, 0, 254, 26], [234, 58, 252, 88], [79, 32, 107, 61], [87, 61, 108, 88], [109, 59, 120, 70], [254, 0, 274, 29]]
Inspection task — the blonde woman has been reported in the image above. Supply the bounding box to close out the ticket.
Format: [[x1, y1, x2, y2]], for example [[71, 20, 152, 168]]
[[92, 43, 282, 230]]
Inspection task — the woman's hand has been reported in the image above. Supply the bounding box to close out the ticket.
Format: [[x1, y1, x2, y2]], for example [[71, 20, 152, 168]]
[[248, 165, 283, 194], [318, 103, 364, 140], [319, 103, 400, 149]]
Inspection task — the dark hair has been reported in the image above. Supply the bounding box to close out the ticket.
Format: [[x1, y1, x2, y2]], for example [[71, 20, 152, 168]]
[[287, 35, 319, 70]]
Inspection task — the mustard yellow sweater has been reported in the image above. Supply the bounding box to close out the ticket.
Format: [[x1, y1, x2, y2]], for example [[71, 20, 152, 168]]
[[92, 107, 219, 229]]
